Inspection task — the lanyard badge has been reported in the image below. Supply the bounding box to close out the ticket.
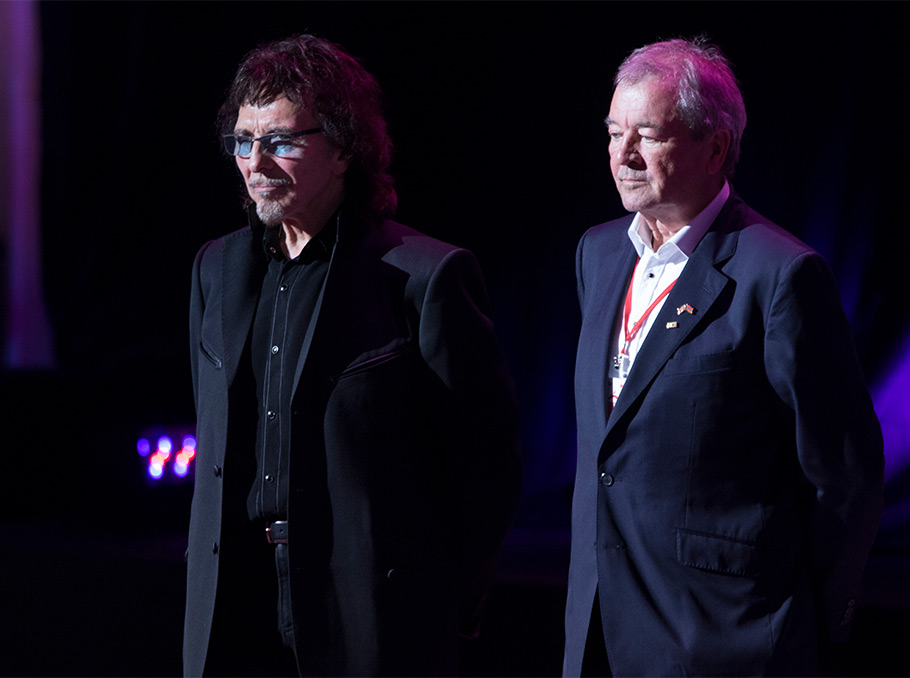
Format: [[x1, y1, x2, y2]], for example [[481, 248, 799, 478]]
[[610, 260, 677, 381], [611, 350, 632, 380]]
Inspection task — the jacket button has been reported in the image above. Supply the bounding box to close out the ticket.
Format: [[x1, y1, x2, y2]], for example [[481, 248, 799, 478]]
[[213, 465, 223, 478], [212, 542, 219, 554], [600, 472, 615, 486]]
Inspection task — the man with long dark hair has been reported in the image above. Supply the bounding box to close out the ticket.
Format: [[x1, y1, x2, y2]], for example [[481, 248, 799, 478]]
[[184, 34, 521, 677]]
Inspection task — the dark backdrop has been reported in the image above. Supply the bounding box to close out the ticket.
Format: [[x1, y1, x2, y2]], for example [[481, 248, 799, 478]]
[[2, 2, 908, 676]]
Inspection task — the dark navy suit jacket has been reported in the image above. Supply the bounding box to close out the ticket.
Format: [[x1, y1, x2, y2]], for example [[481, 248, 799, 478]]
[[184, 211, 521, 676], [564, 193, 883, 676]]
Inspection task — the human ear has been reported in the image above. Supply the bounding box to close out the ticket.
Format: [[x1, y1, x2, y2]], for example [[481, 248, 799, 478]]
[[333, 150, 352, 176], [708, 129, 731, 175]]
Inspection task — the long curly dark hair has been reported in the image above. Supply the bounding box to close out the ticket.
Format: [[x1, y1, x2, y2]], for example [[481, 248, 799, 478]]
[[219, 34, 397, 219]]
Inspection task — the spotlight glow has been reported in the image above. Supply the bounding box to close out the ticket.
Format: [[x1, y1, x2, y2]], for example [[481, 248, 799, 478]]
[[138, 427, 196, 483], [137, 438, 151, 457]]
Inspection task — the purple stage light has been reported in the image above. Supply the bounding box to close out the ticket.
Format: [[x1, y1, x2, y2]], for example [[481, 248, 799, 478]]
[[137, 438, 151, 457], [147, 461, 165, 480], [157, 436, 173, 455], [137, 426, 196, 484], [871, 331, 910, 480]]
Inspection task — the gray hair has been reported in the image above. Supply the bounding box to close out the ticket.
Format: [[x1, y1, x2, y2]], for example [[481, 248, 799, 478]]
[[615, 37, 747, 178]]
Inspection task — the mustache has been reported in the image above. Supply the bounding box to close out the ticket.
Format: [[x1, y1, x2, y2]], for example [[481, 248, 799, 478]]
[[616, 169, 648, 181], [248, 178, 292, 188]]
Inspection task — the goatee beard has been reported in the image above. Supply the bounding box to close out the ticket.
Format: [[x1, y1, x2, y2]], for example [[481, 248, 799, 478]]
[[256, 199, 285, 227]]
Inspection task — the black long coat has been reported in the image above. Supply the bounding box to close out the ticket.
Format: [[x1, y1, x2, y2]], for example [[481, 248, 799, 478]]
[[184, 211, 522, 676]]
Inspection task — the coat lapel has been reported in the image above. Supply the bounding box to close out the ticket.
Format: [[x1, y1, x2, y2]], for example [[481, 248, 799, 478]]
[[288, 218, 344, 396], [221, 225, 266, 388], [579, 242, 637, 440], [601, 221, 740, 453]]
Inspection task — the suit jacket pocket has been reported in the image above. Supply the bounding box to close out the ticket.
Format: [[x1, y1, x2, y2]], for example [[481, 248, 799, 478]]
[[199, 341, 223, 369], [335, 339, 410, 381], [664, 350, 735, 375], [677, 528, 762, 577]]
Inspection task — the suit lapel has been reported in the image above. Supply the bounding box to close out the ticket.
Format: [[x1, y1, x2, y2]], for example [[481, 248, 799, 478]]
[[221, 228, 266, 388], [289, 223, 342, 396], [602, 223, 739, 452], [287, 211, 375, 400], [580, 241, 637, 439]]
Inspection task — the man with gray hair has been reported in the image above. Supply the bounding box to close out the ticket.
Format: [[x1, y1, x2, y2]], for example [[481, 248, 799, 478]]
[[564, 38, 882, 675]]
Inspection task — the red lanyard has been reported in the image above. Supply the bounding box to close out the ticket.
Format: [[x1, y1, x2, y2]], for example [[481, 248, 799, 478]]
[[621, 259, 677, 355]]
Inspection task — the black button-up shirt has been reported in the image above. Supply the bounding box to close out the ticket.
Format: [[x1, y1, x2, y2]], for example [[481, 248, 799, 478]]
[[247, 217, 336, 521]]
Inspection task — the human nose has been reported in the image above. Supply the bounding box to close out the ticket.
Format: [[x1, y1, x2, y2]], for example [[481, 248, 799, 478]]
[[246, 140, 273, 172], [615, 134, 645, 169], [614, 134, 637, 164]]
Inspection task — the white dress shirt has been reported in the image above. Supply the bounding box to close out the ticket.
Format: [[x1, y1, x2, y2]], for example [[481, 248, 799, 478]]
[[611, 181, 731, 406]]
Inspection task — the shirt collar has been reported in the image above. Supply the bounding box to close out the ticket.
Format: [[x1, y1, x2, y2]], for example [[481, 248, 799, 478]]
[[627, 180, 730, 259], [261, 209, 340, 264]]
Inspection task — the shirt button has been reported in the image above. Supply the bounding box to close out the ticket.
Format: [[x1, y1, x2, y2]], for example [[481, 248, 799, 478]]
[[271, 345, 280, 354], [600, 472, 615, 487], [279, 283, 289, 292], [265, 475, 274, 484], [267, 410, 276, 420]]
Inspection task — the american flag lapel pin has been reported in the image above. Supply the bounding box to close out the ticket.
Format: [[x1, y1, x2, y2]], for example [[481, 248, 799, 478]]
[[676, 303, 695, 316]]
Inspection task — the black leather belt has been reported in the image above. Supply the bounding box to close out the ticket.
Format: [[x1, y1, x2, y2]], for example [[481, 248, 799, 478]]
[[266, 520, 289, 544]]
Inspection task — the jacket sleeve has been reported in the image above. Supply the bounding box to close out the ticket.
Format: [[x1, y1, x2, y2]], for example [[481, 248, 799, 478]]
[[763, 251, 883, 644], [417, 247, 523, 634], [189, 244, 205, 411], [576, 230, 586, 307]]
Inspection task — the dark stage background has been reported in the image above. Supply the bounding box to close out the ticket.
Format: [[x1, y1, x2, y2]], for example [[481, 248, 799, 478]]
[[2, 2, 909, 676]]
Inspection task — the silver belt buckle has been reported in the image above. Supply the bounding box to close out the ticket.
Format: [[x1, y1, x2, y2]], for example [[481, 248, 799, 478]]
[[266, 520, 289, 544]]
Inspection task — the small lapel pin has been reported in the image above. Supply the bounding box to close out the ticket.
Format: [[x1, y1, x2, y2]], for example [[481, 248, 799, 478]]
[[676, 303, 695, 316], [666, 321, 678, 329]]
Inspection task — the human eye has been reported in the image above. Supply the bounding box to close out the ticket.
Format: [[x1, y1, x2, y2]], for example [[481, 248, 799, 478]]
[[638, 128, 664, 144], [257, 134, 291, 156], [226, 135, 254, 157], [250, 131, 288, 154]]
